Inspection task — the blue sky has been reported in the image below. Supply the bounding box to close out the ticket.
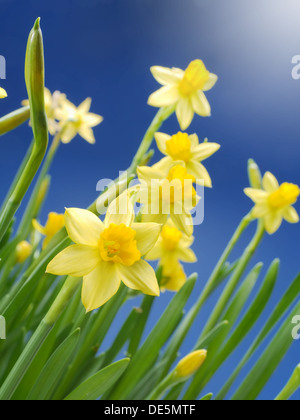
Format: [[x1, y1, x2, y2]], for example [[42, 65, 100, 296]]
[[0, 0, 300, 400]]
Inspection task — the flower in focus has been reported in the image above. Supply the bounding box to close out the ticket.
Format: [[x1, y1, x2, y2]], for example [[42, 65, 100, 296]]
[[146, 219, 197, 267], [136, 164, 199, 236], [55, 97, 103, 144], [148, 60, 218, 130], [33, 212, 65, 249], [174, 350, 207, 379], [16, 241, 32, 264], [0, 87, 7, 98], [153, 132, 220, 187], [22, 87, 67, 135], [244, 172, 300, 234], [46, 194, 161, 312], [160, 262, 187, 292]]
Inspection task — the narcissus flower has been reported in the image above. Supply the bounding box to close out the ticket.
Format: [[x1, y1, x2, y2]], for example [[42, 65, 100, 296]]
[[55, 97, 103, 144], [33, 212, 65, 249], [148, 60, 217, 130], [160, 262, 187, 292], [22, 87, 67, 135], [174, 350, 207, 379], [146, 219, 197, 267], [16, 241, 32, 264], [0, 88, 7, 98], [153, 132, 220, 187], [244, 172, 300, 234], [46, 195, 161, 312], [136, 164, 199, 236]]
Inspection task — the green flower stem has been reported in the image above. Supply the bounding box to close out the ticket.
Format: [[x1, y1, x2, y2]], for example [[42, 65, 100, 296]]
[[0, 19, 48, 243], [275, 364, 300, 400], [0, 275, 81, 400], [199, 220, 265, 340], [147, 372, 176, 400], [0, 106, 30, 136]]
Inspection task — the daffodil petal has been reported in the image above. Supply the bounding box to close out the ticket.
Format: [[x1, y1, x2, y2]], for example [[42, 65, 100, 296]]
[[244, 188, 269, 203], [150, 66, 183, 85], [282, 206, 299, 224], [177, 247, 197, 263], [132, 222, 162, 256], [187, 160, 212, 187], [192, 142, 220, 161], [191, 91, 211, 117], [105, 193, 135, 227], [142, 212, 168, 226], [252, 204, 270, 218], [176, 98, 194, 130], [61, 124, 77, 144], [0, 88, 7, 98], [145, 241, 163, 261], [203, 73, 218, 91], [148, 85, 180, 107], [171, 211, 194, 236], [154, 132, 171, 154], [65, 208, 104, 246], [78, 126, 96, 144], [32, 219, 46, 235], [152, 156, 173, 175], [46, 245, 100, 277], [82, 261, 120, 312], [83, 113, 103, 127], [137, 166, 165, 184], [262, 172, 279, 192], [118, 260, 160, 296], [78, 97, 92, 113], [264, 213, 283, 234]]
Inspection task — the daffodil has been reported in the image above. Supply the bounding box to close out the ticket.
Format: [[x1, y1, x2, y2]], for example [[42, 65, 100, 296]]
[[16, 241, 32, 263], [146, 219, 196, 266], [160, 262, 187, 292], [46, 194, 161, 312], [33, 212, 65, 249], [148, 60, 218, 130], [22, 87, 67, 135], [0, 87, 7, 98], [174, 350, 207, 379], [244, 172, 300, 234], [136, 164, 199, 236], [153, 132, 220, 187], [55, 97, 103, 144]]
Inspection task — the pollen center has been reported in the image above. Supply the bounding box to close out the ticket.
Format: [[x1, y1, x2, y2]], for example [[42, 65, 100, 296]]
[[179, 60, 210, 97], [161, 225, 182, 251], [99, 223, 141, 266], [268, 183, 300, 209], [166, 132, 191, 163]]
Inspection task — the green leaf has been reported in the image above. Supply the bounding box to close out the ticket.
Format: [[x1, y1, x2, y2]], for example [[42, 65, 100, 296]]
[[64, 359, 130, 401], [27, 329, 80, 400], [199, 393, 213, 401], [275, 364, 300, 400]]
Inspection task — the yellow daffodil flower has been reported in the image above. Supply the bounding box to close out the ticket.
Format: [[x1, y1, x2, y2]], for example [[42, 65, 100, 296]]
[[153, 132, 220, 187], [174, 350, 207, 379], [160, 262, 187, 292], [55, 97, 103, 144], [16, 241, 32, 264], [33, 212, 65, 249], [244, 172, 300, 234], [46, 194, 161, 312], [22, 87, 67, 135], [0, 87, 7, 98], [148, 60, 218, 130], [136, 164, 199, 236], [146, 219, 197, 267]]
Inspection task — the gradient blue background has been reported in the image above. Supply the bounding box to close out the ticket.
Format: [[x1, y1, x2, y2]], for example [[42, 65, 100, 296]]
[[0, 0, 299, 400]]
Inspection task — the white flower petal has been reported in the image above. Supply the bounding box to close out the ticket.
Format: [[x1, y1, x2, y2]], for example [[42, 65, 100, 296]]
[[82, 261, 120, 312], [65, 208, 104, 246], [118, 260, 160, 296]]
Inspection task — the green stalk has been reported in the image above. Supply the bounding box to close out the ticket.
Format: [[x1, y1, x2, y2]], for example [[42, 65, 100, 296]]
[[0, 106, 30, 136], [0, 18, 48, 243]]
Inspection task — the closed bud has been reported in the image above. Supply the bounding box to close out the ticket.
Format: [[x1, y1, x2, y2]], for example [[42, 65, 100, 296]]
[[248, 159, 262, 189], [16, 241, 33, 264], [174, 350, 207, 379]]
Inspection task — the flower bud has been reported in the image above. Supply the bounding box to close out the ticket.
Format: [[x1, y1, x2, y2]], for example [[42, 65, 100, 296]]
[[248, 159, 262, 189], [16, 241, 33, 264], [0, 87, 7, 98], [174, 350, 207, 379]]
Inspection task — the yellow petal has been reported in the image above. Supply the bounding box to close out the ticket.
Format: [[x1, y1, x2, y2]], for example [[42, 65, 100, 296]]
[[282, 206, 299, 224], [177, 247, 197, 263], [191, 142, 220, 161], [150, 66, 183, 85], [262, 172, 279, 192], [137, 165, 164, 184], [145, 241, 163, 261], [0, 88, 7, 98], [154, 132, 171, 154], [78, 97, 92, 113], [61, 123, 77, 143], [132, 222, 162, 256], [46, 245, 100, 277], [32, 219, 46, 235], [78, 125, 96, 144], [142, 212, 168, 226], [203, 73, 218, 91], [191, 91, 211, 117], [83, 113, 103, 127], [105, 193, 135, 227], [82, 261, 120, 312], [264, 213, 283, 234], [252, 203, 269, 218], [171, 211, 194, 236], [118, 260, 160, 296], [152, 156, 173, 175], [187, 160, 212, 187], [189, 134, 200, 148], [65, 208, 104, 246], [148, 85, 180, 107], [176, 98, 194, 130], [244, 188, 269, 203]]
